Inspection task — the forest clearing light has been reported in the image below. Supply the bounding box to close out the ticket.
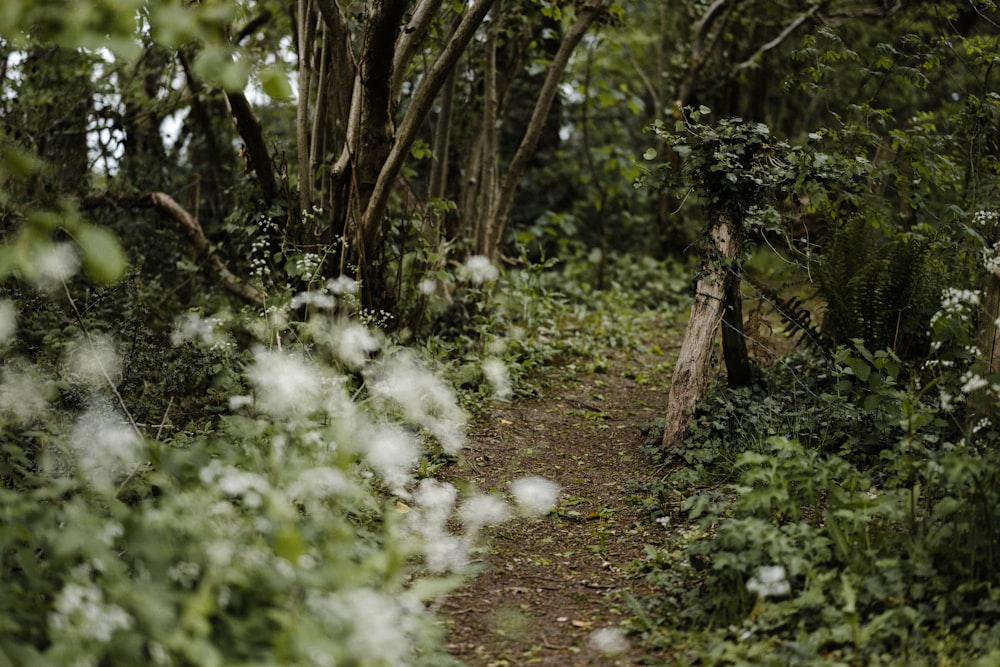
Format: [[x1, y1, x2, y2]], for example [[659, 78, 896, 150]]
[[510, 476, 561, 517]]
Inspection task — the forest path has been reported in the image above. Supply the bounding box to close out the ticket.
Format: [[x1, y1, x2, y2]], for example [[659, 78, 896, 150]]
[[441, 321, 680, 666]]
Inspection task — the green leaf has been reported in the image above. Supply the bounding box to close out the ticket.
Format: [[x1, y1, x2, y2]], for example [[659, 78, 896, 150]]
[[76, 224, 127, 284], [260, 66, 292, 101]]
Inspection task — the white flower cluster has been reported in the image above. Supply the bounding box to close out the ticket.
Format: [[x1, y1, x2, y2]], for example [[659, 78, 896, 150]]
[[49, 582, 133, 643], [199, 460, 270, 508], [368, 350, 467, 454], [973, 209, 998, 228], [483, 358, 513, 401], [70, 409, 143, 490], [588, 627, 630, 655], [306, 588, 424, 666], [63, 334, 120, 386], [246, 347, 324, 415], [509, 475, 561, 517], [172, 312, 227, 348], [463, 254, 500, 284], [746, 564, 790, 598]]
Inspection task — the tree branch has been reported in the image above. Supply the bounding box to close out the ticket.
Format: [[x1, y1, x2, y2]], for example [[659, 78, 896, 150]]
[[392, 0, 445, 101], [732, 5, 819, 73], [149, 192, 266, 306], [225, 90, 278, 203]]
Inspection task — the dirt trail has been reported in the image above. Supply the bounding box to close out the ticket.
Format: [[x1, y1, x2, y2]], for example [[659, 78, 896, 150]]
[[441, 334, 678, 666]]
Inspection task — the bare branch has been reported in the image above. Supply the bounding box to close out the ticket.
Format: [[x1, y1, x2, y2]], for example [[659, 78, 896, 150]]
[[225, 90, 278, 203], [732, 5, 819, 73], [149, 192, 266, 306]]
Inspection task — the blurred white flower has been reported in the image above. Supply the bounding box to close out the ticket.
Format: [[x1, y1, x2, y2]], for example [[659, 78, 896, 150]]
[[0, 300, 16, 344], [510, 476, 561, 517], [64, 334, 119, 387], [307, 589, 422, 665], [290, 290, 335, 310], [30, 242, 80, 289], [49, 582, 133, 643], [412, 478, 458, 529], [483, 358, 512, 401], [0, 368, 52, 423], [746, 564, 790, 598], [423, 533, 469, 573], [368, 350, 466, 453], [336, 323, 380, 368], [463, 255, 499, 284], [418, 278, 437, 295], [364, 425, 421, 492], [327, 275, 359, 295], [70, 409, 142, 489], [199, 460, 269, 508], [588, 627, 630, 655], [246, 347, 322, 415], [171, 312, 226, 347], [289, 466, 352, 500], [460, 493, 511, 533]]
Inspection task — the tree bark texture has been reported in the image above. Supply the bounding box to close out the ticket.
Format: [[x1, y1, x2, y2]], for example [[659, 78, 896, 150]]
[[662, 210, 740, 448], [981, 242, 1000, 375]]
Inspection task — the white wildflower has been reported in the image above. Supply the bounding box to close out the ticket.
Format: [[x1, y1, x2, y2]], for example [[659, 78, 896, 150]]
[[364, 425, 421, 492], [30, 242, 80, 289], [167, 561, 201, 589], [483, 358, 513, 401], [412, 478, 458, 529], [423, 533, 469, 572], [588, 627, 630, 656], [64, 334, 120, 387], [368, 350, 466, 453], [460, 493, 511, 533], [49, 582, 133, 643], [0, 368, 52, 423], [171, 312, 224, 347], [418, 278, 437, 295], [70, 410, 142, 489], [327, 275, 359, 295], [0, 300, 16, 343], [335, 323, 380, 368], [289, 467, 352, 500], [307, 589, 422, 666], [290, 290, 335, 310], [746, 564, 791, 598], [246, 347, 323, 415], [463, 255, 499, 284], [510, 476, 561, 517], [228, 394, 253, 410], [200, 460, 269, 508], [961, 371, 990, 395]]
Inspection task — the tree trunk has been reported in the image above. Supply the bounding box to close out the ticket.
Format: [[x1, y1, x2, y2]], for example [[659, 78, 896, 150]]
[[980, 237, 1000, 376], [662, 209, 741, 448]]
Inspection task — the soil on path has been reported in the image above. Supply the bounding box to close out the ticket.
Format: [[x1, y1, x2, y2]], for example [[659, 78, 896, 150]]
[[441, 327, 680, 666]]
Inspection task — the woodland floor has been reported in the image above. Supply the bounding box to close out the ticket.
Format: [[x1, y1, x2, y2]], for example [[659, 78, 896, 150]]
[[440, 318, 682, 666]]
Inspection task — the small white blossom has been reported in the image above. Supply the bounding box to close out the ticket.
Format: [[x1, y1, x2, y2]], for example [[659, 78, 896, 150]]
[[30, 242, 80, 289], [483, 358, 513, 401], [306, 589, 422, 665], [171, 312, 225, 347], [746, 564, 790, 598], [290, 290, 335, 310], [961, 372, 989, 395], [0, 368, 52, 423], [510, 476, 561, 517], [70, 410, 142, 489], [0, 300, 16, 344], [588, 627, 630, 655], [289, 467, 352, 500], [463, 255, 499, 284], [246, 347, 323, 415], [364, 425, 421, 492], [64, 334, 120, 387], [368, 351, 466, 453], [418, 278, 437, 295], [327, 275, 359, 295], [460, 493, 511, 533], [335, 323, 380, 368], [49, 582, 133, 643]]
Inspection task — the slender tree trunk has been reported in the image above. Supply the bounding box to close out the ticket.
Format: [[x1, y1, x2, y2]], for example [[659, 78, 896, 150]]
[[479, 0, 604, 259], [980, 230, 1000, 375], [662, 209, 742, 448]]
